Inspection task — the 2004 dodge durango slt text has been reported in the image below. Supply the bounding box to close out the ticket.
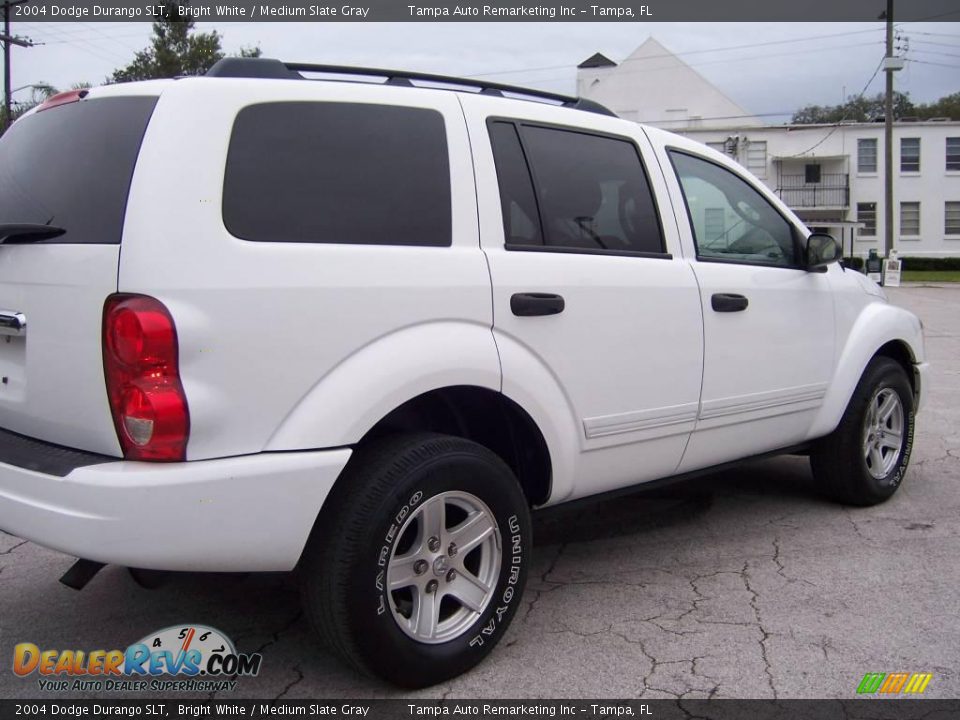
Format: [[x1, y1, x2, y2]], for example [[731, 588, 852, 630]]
[[0, 58, 928, 688]]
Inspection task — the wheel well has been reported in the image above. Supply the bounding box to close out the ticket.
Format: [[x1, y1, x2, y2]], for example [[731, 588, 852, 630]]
[[874, 340, 916, 393], [360, 386, 552, 507]]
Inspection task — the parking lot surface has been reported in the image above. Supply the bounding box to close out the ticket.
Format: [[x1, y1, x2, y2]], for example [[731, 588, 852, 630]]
[[1, 285, 958, 700]]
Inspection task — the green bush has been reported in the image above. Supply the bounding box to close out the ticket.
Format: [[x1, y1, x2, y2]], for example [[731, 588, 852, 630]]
[[898, 256, 960, 271], [841, 256, 960, 272]]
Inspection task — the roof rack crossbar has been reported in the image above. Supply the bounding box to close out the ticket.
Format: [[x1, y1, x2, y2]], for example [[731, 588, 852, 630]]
[[205, 58, 617, 117]]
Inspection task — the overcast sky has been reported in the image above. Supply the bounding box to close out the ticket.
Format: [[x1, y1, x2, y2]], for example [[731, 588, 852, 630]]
[[7, 21, 959, 122]]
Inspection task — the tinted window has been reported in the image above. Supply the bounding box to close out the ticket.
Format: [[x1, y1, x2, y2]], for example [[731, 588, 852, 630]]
[[0, 96, 157, 244], [223, 102, 451, 246], [670, 151, 797, 267], [489, 122, 542, 246], [489, 122, 665, 255]]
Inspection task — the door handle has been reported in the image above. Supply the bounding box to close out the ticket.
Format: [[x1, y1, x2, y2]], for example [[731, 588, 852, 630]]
[[511, 293, 565, 317], [711, 293, 749, 313], [0, 311, 26, 336]]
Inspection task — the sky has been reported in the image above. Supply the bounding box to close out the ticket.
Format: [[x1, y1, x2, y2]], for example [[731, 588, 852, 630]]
[[6, 21, 959, 122]]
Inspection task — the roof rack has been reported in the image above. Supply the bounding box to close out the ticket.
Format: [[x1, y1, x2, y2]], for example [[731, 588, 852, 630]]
[[205, 58, 617, 118]]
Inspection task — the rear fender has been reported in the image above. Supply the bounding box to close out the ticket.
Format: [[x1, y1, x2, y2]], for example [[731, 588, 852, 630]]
[[265, 321, 501, 450]]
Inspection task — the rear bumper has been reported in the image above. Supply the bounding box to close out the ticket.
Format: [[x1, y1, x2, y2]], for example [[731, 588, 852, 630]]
[[0, 448, 351, 572]]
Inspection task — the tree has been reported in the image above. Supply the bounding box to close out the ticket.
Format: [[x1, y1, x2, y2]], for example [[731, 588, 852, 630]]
[[914, 91, 960, 120], [792, 92, 915, 124], [1, 83, 58, 136], [111, 5, 260, 83]]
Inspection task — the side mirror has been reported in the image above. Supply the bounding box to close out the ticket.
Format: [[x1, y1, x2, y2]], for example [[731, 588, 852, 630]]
[[805, 233, 840, 273]]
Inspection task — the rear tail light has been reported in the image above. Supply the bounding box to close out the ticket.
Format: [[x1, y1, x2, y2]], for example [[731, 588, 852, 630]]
[[103, 295, 189, 461]]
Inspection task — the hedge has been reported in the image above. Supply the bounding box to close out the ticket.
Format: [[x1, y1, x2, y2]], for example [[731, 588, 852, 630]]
[[841, 256, 960, 272]]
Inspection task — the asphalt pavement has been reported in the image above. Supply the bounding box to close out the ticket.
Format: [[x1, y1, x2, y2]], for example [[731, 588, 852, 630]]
[[1, 284, 958, 700]]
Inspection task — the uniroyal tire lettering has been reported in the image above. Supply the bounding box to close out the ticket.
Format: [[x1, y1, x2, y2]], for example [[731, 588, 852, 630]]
[[468, 514, 523, 650]]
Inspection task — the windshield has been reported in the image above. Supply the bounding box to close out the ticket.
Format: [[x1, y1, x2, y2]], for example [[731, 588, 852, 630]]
[[0, 96, 157, 245]]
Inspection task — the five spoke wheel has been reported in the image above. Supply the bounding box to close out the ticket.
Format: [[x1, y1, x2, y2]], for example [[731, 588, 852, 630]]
[[387, 491, 501, 644], [862, 387, 905, 481]]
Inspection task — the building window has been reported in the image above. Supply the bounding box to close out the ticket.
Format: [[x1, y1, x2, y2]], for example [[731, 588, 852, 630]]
[[946, 202, 960, 235], [858, 138, 877, 173], [947, 138, 960, 172], [704, 207, 725, 240], [745, 141, 767, 179], [805, 164, 822, 184], [900, 201, 920, 236], [706, 141, 728, 156], [901, 138, 920, 173], [857, 202, 877, 236]]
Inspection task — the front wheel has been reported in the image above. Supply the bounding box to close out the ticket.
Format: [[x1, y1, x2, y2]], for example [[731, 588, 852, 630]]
[[300, 433, 531, 688], [810, 356, 915, 506]]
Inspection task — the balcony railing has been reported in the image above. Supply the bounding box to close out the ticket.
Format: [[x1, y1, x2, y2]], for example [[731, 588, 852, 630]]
[[775, 173, 850, 208]]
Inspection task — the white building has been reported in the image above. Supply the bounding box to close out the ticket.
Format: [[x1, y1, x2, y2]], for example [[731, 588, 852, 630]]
[[576, 38, 763, 129], [578, 41, 960, 259]]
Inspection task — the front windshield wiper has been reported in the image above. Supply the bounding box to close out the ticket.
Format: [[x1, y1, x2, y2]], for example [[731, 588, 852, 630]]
[[0, 223, 67, 244]]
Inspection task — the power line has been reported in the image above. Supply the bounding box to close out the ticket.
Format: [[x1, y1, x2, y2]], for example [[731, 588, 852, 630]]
[[907, 58, 960, 68], [467, 28, 883, 79], [911, 38, 960, 49], [2, 0, 35, 131], [905, 31, 960, 40], [909, 47, 960, 59], [473, 40, 883, 91], [776, 56, 886, 159]]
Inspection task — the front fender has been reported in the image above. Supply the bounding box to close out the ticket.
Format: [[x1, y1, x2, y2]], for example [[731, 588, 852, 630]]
[[808, 300, 925, 440], [264, 321, 501, 450]]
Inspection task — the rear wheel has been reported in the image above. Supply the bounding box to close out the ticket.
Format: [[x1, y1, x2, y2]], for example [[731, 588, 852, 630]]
[[300, 433, 531, 688], [810, 357, 915, 506]]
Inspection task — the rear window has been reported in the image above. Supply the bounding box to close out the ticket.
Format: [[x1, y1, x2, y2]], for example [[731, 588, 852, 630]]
[[0, 96, 158, 245], [222, 102, 451, 246]]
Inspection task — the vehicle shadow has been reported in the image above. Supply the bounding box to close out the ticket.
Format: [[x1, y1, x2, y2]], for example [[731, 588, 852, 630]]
[[1, 454, 830, 698]]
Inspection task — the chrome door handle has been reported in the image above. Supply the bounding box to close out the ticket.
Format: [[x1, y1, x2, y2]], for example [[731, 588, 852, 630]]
[[0, 311, 26, 337]]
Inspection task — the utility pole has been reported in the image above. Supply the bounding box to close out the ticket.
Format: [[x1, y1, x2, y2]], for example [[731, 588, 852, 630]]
[[1, 0, 33, 132], [881, 0, 902, 258]]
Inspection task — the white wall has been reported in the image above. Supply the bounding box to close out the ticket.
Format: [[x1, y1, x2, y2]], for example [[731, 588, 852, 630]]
[[680, 123, 960, 258], [577, 39, 762, 130]]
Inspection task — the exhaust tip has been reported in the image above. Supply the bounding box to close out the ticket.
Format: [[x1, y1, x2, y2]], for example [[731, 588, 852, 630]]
[[59, 559, 105, 590]]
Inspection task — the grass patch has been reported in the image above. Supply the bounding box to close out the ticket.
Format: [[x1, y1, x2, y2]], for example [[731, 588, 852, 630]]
[[901, 270, 960, 283]]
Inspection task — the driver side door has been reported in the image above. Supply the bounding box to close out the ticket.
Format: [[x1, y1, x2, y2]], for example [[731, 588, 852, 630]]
[[665, 149, 837, 473]]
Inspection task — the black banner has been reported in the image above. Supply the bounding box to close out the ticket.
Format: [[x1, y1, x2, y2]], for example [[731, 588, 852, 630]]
[[3, 0, 959, 22], [2, 700, 960, 720]]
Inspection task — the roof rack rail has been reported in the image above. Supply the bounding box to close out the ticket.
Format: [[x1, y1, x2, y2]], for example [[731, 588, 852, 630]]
[[205, 58, 617, 118]]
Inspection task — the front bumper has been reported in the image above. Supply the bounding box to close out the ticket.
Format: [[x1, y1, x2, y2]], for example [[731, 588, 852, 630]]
[[914, 361, 930, 414], [0, 446, 351, 572]]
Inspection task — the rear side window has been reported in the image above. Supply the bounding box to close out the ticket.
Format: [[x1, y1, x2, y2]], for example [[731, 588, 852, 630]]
[[488, 120, 666, 256], [0, 96, 158, 245], [223, 102, 451, 246]]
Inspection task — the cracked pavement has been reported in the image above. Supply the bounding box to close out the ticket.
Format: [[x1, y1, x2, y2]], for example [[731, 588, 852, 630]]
[[1, 285, 958, 700]]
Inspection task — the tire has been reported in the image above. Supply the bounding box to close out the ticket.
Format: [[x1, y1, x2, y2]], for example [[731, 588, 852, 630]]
[[810, 357, 915, 506], [299, 433, 531, 688]]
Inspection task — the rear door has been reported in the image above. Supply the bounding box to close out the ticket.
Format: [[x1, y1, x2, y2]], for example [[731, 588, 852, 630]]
[[0, 93, 158, 454], [462, 95, 704, 502]]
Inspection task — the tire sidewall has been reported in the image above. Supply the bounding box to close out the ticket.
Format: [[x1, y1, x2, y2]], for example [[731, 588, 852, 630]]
[[345, 446, 530, 687], [853, 361, 915, 497]]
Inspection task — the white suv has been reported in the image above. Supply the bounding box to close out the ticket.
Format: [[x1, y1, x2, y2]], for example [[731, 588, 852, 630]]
[[0, 58, 928, 688]]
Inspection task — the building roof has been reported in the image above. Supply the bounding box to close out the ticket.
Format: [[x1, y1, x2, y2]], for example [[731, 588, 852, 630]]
[[577, 53, 617, 69]]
